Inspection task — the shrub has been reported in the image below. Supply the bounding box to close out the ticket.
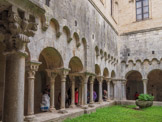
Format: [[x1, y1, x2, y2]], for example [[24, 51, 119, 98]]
[[138, 94, 154, 101]]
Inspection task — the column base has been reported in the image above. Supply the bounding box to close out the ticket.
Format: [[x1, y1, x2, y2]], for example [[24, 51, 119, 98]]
[[70, 104, 76, 108], [50, 107, 56, 112], [81, 105, 88, 109], [98, 100, 103, 104], [58, 109, 68, 114], [24, 115, 35, 122], [107, 99, 111, 102], [89, 103, 95, 107]]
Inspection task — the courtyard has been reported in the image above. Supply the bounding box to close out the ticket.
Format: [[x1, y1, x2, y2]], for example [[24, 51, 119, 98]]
[[65, 105, 162, 122]]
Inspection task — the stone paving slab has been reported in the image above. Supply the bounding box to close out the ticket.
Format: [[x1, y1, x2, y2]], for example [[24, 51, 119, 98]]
[[32, 101, 115, 122]]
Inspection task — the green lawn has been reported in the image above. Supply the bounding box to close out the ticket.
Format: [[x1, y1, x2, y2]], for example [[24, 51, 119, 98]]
[[64, 105, 162, 122]]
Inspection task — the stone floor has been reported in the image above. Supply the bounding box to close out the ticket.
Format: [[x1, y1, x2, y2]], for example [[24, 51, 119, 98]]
[[32, 101, 115, 122]]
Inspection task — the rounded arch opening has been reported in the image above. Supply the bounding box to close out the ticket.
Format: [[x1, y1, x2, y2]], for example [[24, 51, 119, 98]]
[[111, 70, 116, 78], [34, 47, 63, 113], [103, 68, 109, 77], [69, 56, 83, 73], [95, 64, 101, 76], [147, 69, 162, 101], [126, 70, 143, 100]]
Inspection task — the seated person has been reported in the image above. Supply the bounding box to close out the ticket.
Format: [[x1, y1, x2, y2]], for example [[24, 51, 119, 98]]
[[40, 90, 50, 112], [103, 90, 108, 101]]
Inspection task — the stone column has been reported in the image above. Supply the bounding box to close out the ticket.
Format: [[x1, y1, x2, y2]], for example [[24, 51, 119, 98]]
[[143, 79, 148, 94], [121, 81, 126, 100], [69, 76, 76, 108], [97, 76, 103, 103], [106, 78, 111, 101], [3, 37, 30, 122], [113, 81, 117, 100], [1, 5, 38, 122], [78, 82, 82, 106], [89, 77, 95, 107], [46, 70, 57, 112], [83, 75, 89, 109], [25, 62, 40, 121], [59, 68, 69, 113]]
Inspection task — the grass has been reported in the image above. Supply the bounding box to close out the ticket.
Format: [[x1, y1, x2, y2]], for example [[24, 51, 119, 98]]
[[64, 105, 162, 122]]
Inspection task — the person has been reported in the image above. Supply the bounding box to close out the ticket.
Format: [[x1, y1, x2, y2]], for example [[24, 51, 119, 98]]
[[134, 92, 139, 100], [40, 90, 50, 112], [45, 85, 50, 97], [93, 90, 97, 102], [75, 88, 79, 105], [103, 90, 108, 101]]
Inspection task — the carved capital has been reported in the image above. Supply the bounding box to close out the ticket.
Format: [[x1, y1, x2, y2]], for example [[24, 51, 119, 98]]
[[69, 75, 75, 82], [59, 68, 70, 82], [143, 79, 148, 84], [27, 61, 41, 79], [96, 76, 103, 83], [90, 76, 95, 84], [46, 69, 57, 81]]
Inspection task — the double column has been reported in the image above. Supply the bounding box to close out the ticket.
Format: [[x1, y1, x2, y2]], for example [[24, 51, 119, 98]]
[[25, 62, 40, 121], [89, 77, 95, 107], [112, 80, 117, 100], [97, 76, 103, 103], [69, 76, 76, 108], [121, 80, 126, 100], [82, 75, 89, 108], [143, 79, 148, 94], [59, 68, 69, 113], [46, 70, 57, 112], [106, 78, 111, 101]]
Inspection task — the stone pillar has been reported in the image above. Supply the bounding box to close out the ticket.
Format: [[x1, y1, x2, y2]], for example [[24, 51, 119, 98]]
[[143, 79, 148, 94], [46, 70, 57, 112], [82, 75, 89, 108], [59, 68, 69, 113], [121, 81, 126, 100], [97, 77, 103, 103], [69, 76, 76, 108], [1, 5, 38, 122], [89, 77, 95, 107], [78, 82, 82, 106], [79, 75, 89, 109], [25, 62, 40, 121], [106, 78, 111, 101], [113, 81, 117, 100], [3, 37, 30, 122]]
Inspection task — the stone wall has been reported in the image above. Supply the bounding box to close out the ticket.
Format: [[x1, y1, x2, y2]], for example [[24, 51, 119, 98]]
[[118, 29, 162, 79], [0, 44, 5, 120], [27, 0, 118, 75]]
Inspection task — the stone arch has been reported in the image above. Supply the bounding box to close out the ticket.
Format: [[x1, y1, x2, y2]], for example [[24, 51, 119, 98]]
[[63, 26, 72, 43], [111, 70, 116, 78], [34, 47, 63, 113], [50, 18, 61, 38], [73, 32, 80, 48], [69, 56, 83, 73], [100, 49, 103, 59], [103, 68, 109, 78], [125, 70, 143, 100], [95, 46, 99, 57], [39, 47, 63, 69], [95, 64, 101, 76], [147, 69, 162, 101]]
